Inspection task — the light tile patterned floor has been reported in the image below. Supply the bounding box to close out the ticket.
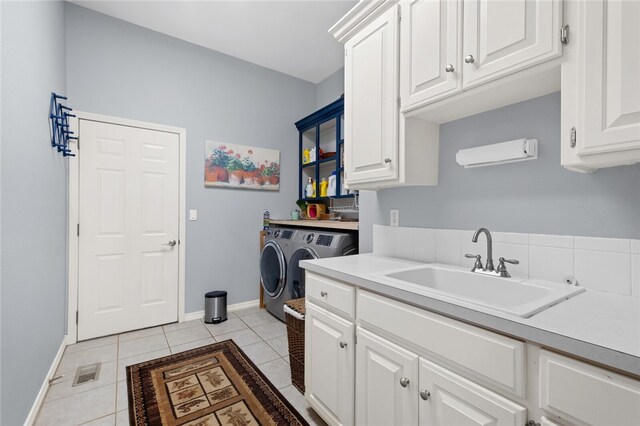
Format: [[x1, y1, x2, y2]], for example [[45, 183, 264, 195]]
[[34, 308, 326, 426]]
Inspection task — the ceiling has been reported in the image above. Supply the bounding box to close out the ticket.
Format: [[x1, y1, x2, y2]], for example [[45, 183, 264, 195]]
[[70, 0, 357, 84]]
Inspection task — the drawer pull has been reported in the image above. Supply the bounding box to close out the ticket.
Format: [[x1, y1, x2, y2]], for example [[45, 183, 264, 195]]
[[419, 389, 431, 400], [320, 291, 328, 297], [339, 341, 348, 349], [399, 377, 410, 388]]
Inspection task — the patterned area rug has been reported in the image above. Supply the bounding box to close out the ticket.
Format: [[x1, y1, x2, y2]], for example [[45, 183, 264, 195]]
[[127, 339, 309, 426]]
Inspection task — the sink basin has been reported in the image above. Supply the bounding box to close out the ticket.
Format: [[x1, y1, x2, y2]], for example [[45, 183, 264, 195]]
[[375, 264, 585, 318]]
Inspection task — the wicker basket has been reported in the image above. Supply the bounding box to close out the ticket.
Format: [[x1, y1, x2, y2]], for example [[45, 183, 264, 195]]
[[284, 298, 306, 394]]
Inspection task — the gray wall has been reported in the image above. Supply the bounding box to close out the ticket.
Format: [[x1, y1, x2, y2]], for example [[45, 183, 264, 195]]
[[66, 4, 318, 312], [1, 1, 68, 424], [316, 67, 344, 109], [360, 92, 640, 252]]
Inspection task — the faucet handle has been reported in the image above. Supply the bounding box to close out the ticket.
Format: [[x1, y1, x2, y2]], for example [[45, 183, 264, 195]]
[[465, 254, 483, 271], [496, 257, 519, 277]]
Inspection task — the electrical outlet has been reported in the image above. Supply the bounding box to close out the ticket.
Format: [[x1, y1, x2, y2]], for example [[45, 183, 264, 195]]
[[189, 210, 198, 221], [390, 209, 400, 227]]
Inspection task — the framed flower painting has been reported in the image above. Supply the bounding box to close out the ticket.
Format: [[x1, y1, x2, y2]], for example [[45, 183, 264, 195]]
[[204, 141, 280, 191]]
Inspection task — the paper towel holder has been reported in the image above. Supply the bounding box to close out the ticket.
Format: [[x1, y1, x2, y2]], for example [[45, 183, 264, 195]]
[[456, 138, 538, 168]]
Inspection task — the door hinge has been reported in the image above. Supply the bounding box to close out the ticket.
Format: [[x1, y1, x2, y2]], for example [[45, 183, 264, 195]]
[[397, 3, 402, 21], [354, 334, 357, 345], [560, 24, 569, 45], [76, 311, 79, 324], [397, 97, 401, 108], [570, 127, 577, 148], [77, 223, 80, 237]]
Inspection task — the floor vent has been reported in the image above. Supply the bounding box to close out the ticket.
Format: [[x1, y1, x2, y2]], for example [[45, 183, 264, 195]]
[[72, 363, 101, 387]]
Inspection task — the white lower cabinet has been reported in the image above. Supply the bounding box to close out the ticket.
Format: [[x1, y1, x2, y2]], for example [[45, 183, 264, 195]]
[[419, 358, 526, 426], [355, 328, 419, 426], [305, 302, 355, 426]]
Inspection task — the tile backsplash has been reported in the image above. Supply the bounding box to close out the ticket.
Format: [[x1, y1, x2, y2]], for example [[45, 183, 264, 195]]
[[373, 225, 640, 297]]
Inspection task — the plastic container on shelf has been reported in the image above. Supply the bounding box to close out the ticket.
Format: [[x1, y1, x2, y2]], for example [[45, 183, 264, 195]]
[[327, 172, 337, 197], [320, 178, 328, 197]]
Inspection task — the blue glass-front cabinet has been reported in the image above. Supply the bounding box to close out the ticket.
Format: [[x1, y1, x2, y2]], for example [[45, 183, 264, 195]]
[[294, 97, 353, 202]]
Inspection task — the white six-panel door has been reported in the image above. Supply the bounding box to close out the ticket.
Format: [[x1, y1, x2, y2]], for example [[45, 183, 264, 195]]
[[77, 119, 180, 340]]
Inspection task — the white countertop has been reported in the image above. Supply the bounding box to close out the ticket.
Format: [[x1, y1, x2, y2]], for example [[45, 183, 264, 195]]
[[300, 254, 640, 376]]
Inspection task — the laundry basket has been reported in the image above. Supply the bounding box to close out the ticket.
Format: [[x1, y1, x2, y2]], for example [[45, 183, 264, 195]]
[[284, 298, 306, 394]]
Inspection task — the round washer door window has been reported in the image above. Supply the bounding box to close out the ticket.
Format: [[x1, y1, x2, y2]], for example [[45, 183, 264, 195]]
[[260, 241, 286, 298], [287, 247, 318, 299]]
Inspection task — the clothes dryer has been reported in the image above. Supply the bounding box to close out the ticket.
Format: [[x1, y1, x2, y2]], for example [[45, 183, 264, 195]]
[[260, 227, 297, 320]]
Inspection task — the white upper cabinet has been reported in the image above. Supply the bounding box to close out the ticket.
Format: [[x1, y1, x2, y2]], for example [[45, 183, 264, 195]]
[[561, 0, 640, 171], [462, 0, 562, 89], [344, 5, 400, 185], [400, 0, 462, 108]]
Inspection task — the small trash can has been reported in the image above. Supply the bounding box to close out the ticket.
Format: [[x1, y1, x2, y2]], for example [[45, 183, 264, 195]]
[[204, 291, 227, 324], [284, 298, 305, 394]]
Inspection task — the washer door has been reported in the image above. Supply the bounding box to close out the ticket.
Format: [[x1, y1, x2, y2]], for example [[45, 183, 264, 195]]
[[260, 241, 286, 298], [287, 247, 318, 299]]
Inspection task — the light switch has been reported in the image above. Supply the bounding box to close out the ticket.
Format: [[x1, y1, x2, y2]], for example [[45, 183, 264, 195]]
[[189, 210, 198, 221]]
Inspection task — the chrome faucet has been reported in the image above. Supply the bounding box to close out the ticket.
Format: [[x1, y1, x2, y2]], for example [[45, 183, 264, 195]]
[[472, 227, 494, 271], [466, 227, 520, 277]]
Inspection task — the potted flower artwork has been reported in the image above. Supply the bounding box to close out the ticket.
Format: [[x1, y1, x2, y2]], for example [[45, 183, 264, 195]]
[[204, 141, 280, 191]]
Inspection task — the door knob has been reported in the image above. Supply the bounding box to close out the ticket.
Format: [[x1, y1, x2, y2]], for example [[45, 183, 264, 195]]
[[339, 341, 348, 349], [420, 389, 431, 400], [465, 54, 475, 64], [399, 377, 410, 387], [445, 64, 455, 73], [384, 158, 392, 164], [320, 291, 328, 297], [163, 240, 177, 247]]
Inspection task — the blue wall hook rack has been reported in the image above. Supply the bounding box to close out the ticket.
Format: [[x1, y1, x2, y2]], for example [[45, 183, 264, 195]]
[[49, 92, 76, 157]]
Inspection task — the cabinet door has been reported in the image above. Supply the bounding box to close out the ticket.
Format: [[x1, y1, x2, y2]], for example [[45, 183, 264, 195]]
[[577, 0, 640, 159], [400, 0, 462, 109], [356, 328, 419, 426], [344, 5, 399, 185], [462, 0, 562, 88], [419, 358, 526, 426], [305, 303, 355, 426]]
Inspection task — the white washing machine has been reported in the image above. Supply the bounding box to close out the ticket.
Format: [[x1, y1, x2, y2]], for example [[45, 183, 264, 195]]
[[259, 227, 297, 321]]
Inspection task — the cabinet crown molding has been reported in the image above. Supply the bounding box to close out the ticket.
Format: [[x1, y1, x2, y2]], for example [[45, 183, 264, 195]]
[[329, 0, 398, 43]]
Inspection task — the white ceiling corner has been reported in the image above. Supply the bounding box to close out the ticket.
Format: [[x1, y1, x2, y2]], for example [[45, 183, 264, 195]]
[[69, 0, 357, 83]]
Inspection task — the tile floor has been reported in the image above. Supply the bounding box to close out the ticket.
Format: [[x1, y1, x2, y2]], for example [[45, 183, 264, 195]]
[[35, 307, 327, 426]]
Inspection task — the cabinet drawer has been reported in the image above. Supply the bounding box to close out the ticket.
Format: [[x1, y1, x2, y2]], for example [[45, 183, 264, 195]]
[[540, 350, 640, 426], [358, 290, 526, 397], [306, 272, 355, 319]]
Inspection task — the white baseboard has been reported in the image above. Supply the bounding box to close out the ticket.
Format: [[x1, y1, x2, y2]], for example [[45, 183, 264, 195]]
[[184, 299, 260, 322], [24, 336, 67, 426]]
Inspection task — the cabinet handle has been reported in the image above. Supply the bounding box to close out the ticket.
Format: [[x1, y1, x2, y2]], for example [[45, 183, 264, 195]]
[[465, 54, 475, 64], [419, 390, 431, 400], [384, 158, 392, 164], [399, 377, 410, 388], [445, 64, 455, 73], [339, 341, 348, 349], [320, 291, 327, 297]]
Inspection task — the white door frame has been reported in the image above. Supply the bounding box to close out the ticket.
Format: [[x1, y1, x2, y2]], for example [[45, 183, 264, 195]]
[[67, 111, 187, 344]]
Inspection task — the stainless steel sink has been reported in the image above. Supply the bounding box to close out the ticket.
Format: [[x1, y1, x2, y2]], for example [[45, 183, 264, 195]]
[[375, 264, 585, 318]]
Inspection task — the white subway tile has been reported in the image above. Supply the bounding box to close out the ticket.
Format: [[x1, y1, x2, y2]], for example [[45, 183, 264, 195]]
[[436, 238, 462, 266], [373, 225, 394, 257], [436, 229, 462, 240], [529, 246, 574, 284], [493, 243, 529, 278], [574, 236, 630, 253], [631, 240, 640, 254], [393, 228, 414, 261], [529, 234, 574, 249], [574, 250, 631, 295], [632, 254, 640, 298], [413, 228, 436, 263], [492, 232, 529, 245]]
